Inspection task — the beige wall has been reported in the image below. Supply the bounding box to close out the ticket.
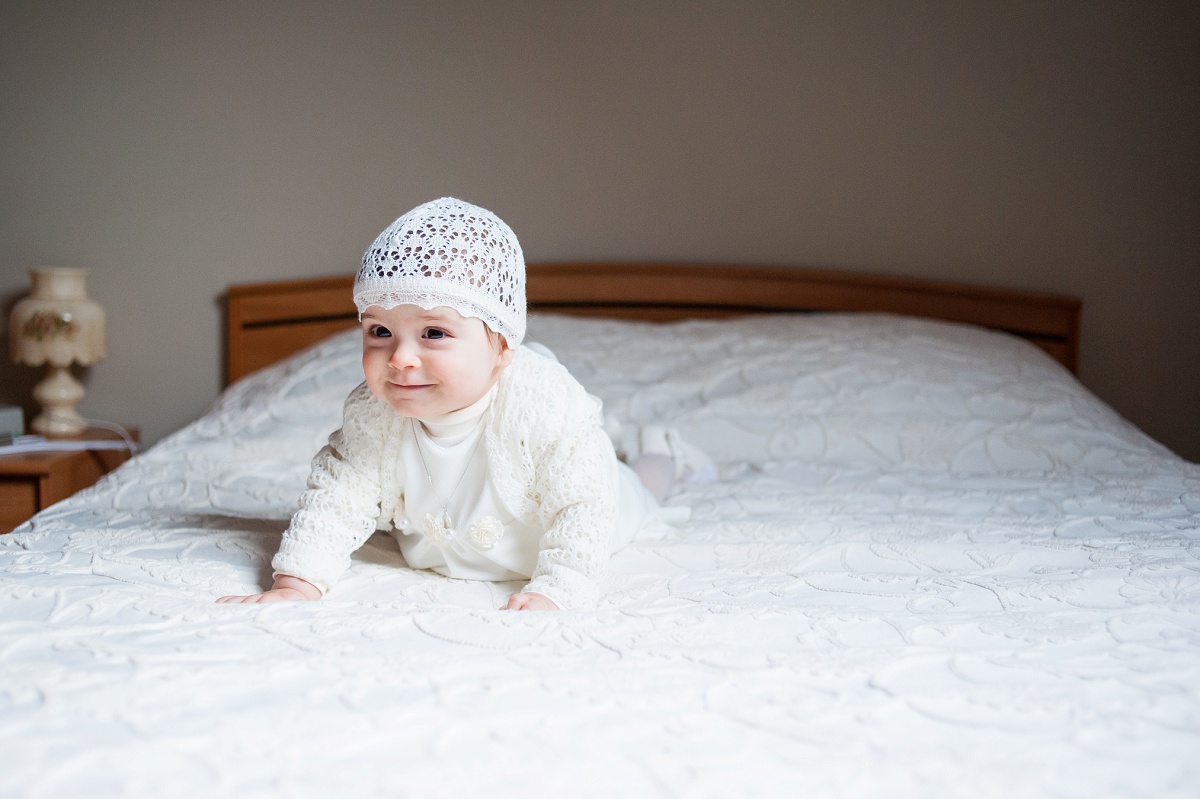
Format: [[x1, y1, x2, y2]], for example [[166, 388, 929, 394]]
[[2, 1, 1197, 461]]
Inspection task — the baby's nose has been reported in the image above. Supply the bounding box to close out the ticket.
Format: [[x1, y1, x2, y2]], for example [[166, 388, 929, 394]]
[[388, 340, 421, 368]]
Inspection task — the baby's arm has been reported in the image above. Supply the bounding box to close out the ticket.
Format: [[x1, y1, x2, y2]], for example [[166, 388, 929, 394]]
[[520, 427, 619, 610], [217, 574, 321, 604], [217, 383, 390, 604], [490, 353, 618, 610]]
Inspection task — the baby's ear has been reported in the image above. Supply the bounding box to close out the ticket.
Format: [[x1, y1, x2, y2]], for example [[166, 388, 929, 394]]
[[496, 336, 516, 367]]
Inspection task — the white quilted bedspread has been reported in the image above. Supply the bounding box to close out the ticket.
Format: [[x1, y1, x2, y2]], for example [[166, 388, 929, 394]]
[[2, 313, 1198, 798]]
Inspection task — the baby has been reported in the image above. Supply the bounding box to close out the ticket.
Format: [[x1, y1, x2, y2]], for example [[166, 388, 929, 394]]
[[219, 197, 680, 610]]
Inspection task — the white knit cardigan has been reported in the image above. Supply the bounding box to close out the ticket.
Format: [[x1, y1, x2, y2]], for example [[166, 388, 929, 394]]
[[272, 346, 620, 610]]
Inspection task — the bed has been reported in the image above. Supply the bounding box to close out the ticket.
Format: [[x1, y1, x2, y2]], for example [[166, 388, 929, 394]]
[[4, 263, 1198, 798]]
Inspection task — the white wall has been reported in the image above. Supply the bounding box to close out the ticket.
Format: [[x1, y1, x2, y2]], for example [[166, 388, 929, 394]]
[[2, 1, 1197, 460]]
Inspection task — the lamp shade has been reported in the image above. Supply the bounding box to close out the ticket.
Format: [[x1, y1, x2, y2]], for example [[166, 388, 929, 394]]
[[9, 268, 106, 437], [10, 268, 106, 367]]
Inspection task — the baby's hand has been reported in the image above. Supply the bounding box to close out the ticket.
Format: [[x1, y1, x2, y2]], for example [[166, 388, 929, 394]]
[[502, 592, 559, 611], [217, 575, 321, 604]]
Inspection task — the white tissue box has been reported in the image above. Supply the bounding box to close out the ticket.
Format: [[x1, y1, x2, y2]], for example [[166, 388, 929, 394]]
[[0, 405, 25, 440]]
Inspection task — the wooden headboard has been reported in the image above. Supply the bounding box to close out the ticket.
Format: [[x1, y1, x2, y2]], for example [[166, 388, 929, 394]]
[[226, 263, 1081, 384]]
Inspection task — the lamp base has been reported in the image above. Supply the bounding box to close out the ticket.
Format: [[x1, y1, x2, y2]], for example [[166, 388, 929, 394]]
[[31, 365, 87, 437]]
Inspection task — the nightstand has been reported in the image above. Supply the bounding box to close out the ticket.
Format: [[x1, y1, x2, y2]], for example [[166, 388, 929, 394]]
[[0, 426, 139, 533]]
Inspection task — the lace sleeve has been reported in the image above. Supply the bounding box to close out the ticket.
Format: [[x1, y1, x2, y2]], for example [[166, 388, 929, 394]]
[[272, 383, 392, 594], [522, 392, 619, 611]]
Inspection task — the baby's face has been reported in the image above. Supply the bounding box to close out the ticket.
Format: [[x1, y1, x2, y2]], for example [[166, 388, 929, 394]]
[[360, 304, 513, 418]]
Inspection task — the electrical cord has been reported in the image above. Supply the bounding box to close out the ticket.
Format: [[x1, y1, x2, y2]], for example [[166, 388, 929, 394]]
[[81, 418, 140, 454], [0, 419, 140, 455]]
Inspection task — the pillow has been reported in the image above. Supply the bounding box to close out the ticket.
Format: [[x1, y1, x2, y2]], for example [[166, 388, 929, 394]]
[[113, 311, 1168, 521], [526, 312, 1165, 475]]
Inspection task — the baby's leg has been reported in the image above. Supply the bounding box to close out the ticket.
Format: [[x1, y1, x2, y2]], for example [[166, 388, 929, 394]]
[[609, 423, 716, 504], [629, 453, 674, 504]]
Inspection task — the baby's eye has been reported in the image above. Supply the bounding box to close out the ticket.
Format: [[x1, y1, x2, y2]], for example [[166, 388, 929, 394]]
[[367, 325, 392, 338], [423, 328, 448, 340]]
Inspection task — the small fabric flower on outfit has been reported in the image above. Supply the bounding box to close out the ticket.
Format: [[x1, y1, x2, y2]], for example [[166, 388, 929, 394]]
[[423, 513, 449, 545], [469, 516, 504, 550]]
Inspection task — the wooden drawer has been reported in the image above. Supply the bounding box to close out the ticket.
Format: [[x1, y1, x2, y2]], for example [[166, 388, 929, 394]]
[[0, 477, 39, 532], [0, 427, 138, 533]]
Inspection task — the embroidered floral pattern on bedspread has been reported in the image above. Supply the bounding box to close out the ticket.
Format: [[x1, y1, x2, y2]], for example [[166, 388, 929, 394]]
[[6, 313, 1197, 798]]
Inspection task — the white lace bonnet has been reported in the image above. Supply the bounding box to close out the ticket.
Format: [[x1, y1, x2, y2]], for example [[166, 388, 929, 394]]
[[354, 197, 526, 346]]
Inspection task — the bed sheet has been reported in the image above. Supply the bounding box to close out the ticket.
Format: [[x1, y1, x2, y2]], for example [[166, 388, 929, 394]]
[[2, 313, 1198, 798]]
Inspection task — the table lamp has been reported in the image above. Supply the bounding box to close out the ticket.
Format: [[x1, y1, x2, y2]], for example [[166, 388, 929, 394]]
[[9, 268, 106, 437]]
